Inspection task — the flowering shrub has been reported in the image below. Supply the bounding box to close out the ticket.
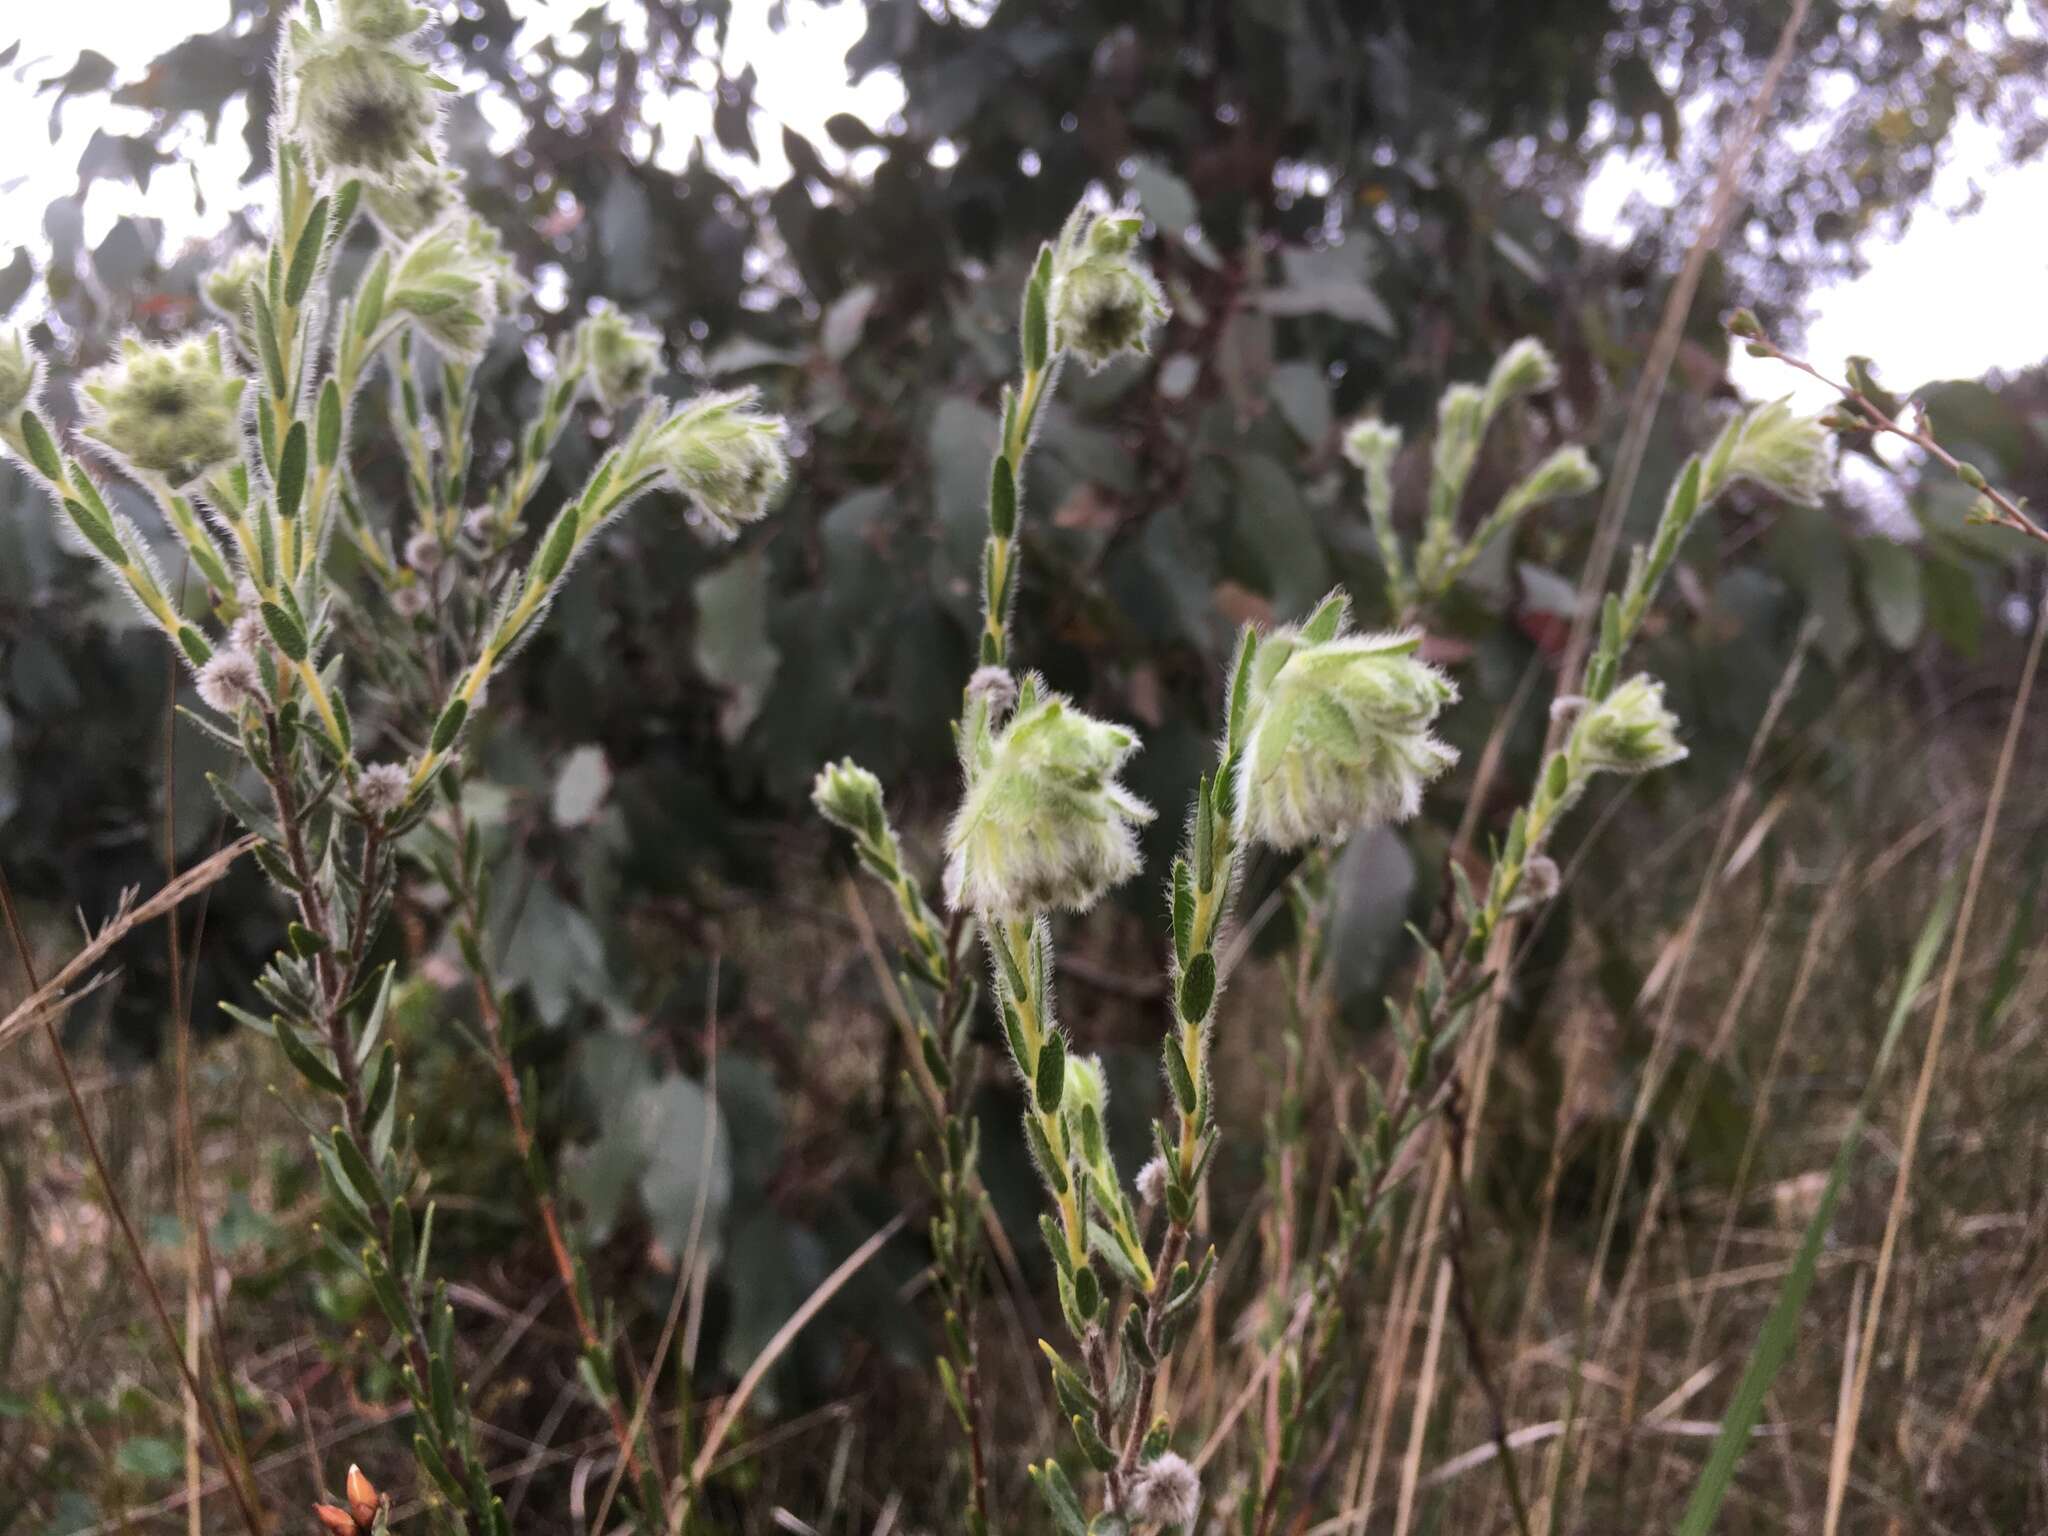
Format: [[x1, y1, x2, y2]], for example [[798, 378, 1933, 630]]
[[815, 200, 1835, 1534], [2, 5, 785, 1530]]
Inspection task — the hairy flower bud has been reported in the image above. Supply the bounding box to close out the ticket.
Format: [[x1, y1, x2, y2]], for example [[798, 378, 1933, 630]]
[[1703, 398, 1833, 508], [0, 327, 40, 420], [285, 19, 444, 185], [1341, 416, 1401, 488], [200, 247, 268, 360], [337, 0, 428, 41], [196, 648, 264, 715], [574, 304, 663, 412], [1571, 673, 1687, 775], [1062, 1052, 1107, 1123], [966, 665, 1019, 721], [811, 758, 886, 841], [648, 387, 791, 541], [1482, 336, 1561, 419], [1051, 210, 1168, 370], [78, 333, 246, 484], [1126, 1451, 1201, 1528], [362, 161, 465, 243], [1235, 599, 1459, 851], [946, 686, 1154, 919], [388, 218, 506, 361]]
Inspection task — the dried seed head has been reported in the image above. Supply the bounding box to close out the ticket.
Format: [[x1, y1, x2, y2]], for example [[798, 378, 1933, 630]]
[[811, 758, 886, 840], [0, 326, 43, 420], [1573, 673, 1687, 776], [285, 21, 442, 186], [196, 648, 265, 716], [1051, 209, 1167, 371], [574, 304, 663, 412], [647, 387, 791, 541], [1127, 1450, 1201, 1528], [357, 762, 411, 818], [1235, 597, 1458, 851], [77, 332, 246, 484], [1135, 1155, 1168, 1208], [945, 685, 1154, 919]]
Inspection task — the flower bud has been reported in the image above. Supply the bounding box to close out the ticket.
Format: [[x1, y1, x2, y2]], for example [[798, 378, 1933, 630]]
[[0, 327, 40, 420], [387, 218, 506, 361], [1572, 673, 1686, 775], [647, 387, 791, 541], [285, 22, 443, 185], [1235, 599, 1458, 851], [1061, 1052, 1107, 1125], [1481, 336, 1560, 419], [357, 762, 411, 817], [1515, 444, 1599, 505], [78, 333, 246, 484], [1726, 307, 1764, 341], [1341, 416, 1401, 487], [362, 161, 465, 244], [313, 1504, 358, 1536], [201, 247, 267, 325], [344, 1463, 381, 1527], [1126, 1451, 1201, 1528], [196, 648, 265, 716], [946, 686, 1155, 919], [1703, 398, 1833, 508], [574, 304, 663, 412], [1050, 209, 1167, 371], [811, 758, 885, 841], [337, 0, 429, 41]]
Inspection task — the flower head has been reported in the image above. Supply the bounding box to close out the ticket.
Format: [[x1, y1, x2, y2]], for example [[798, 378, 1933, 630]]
[[1135, 1155, 1168, 1208], [387, 218, 507, 361], [1051, 210, 1168, 370], [196, 649, 264, 715], [1569, 673, 1687, 775], [0, 327, 40, 421], [1482, 336, 1561, 419], [1127, 1451, 1201, 1528], [77, 333, 246, 484], [574, 304, 663, 412], [1342, 416, 1401, 491], [357, 761, 411, 817], [648, 388, 791, 541], [965, 665, 1019, 721], [284, 18, 443, 185], [404, 529, 443, 573], [1236, 596, 1458, 851], [946, 684, 1154, 919], [811, 758, 886, 842], [361, 161, 465, 243], [1703, 397, 1833, 507], [201, 247, 267, 326]]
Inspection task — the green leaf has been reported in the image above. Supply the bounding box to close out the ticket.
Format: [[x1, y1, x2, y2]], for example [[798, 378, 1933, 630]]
[[989, 454, 1017, 539], [19, 412, 62, 482], [693, 549, 782, 745], [429, 697, 467, 753], [274, 1020, 345, 1096], [1035, 1030, 1066, 1112], [275, 420, 307, 521], [1857, 537, 1924, 651], [1177, 950, 1216, 1024], [316, 377, 343, 467], [286, 196, 329, 308], [260, 600, 308, 662]]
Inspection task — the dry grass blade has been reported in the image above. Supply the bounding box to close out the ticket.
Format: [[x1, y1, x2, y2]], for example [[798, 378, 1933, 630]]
[[0, 834, 257, 1056], [1822, 582, 2048, 1533]]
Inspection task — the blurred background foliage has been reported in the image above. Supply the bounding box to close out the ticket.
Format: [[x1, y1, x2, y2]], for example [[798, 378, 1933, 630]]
[[4, 0, 2048, 1528]]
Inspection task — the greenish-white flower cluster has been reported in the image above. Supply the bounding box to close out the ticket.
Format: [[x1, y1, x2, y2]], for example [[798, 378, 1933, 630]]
[[1049, 207, 1168, 371], [946, 681, 1154, 920], [77, 333, 247, 485], [1701, 395, 1834, 507], [1234, 599, 1459, 851], [646, 387, 791, 539], [283, 0, 446, 185], [1560, 673, 1688, 776], [574, 304, 664, 412]]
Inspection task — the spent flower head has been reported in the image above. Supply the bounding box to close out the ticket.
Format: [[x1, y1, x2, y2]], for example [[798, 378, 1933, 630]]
[[357, 761, 412, 817], [284, 14, 443, 185], [647, 387, 791, 541], [1236, 597, 1459, 851], [1569, 673, 1687, 775], [1050, 209, 1168, 370], [1126, 1452, 1201, 1528], [574, 304, 663, 412], [196, 649, 264, 716], [946, 684, 1154, 919], [77, 333, 246, 484]]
